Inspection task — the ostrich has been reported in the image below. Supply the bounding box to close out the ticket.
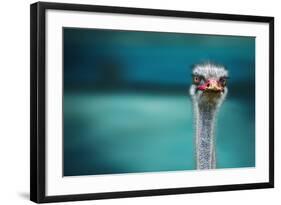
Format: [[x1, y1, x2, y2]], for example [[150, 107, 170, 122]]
[[190, 62, 228, 170]]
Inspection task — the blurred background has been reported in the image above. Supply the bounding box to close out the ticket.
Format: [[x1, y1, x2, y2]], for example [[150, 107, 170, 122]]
[[63, 28, 255, 176]]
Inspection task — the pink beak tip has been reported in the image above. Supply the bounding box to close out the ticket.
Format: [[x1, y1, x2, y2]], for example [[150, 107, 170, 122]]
[[197, 85, 206, 91]]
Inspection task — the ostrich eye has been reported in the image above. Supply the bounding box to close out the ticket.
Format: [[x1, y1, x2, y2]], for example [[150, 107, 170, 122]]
[[219, 77, 227, 86], [193, 76, 202, 84]]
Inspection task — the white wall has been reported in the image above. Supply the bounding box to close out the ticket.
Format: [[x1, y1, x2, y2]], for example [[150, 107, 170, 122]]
[[0, 0, 278, 204]]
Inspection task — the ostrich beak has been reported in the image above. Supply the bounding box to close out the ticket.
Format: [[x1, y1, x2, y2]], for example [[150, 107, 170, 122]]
[[197, 79, 224, 92]]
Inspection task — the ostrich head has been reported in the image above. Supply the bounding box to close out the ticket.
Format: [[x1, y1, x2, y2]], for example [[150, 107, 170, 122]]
[[189, 62, 228, 170], [190, 62, 228, 108]]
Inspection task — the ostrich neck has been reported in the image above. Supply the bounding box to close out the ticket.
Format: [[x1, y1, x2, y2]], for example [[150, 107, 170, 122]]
[[196, 101, 218, 169]]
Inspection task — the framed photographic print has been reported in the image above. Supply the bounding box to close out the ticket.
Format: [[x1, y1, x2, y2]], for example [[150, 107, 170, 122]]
[[30, 1, 274, 203]]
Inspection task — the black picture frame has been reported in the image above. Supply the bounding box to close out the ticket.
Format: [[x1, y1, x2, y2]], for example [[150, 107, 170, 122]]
[[30, 1, 274, 203]]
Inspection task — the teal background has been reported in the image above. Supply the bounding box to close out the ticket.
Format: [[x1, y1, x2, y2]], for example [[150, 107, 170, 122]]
[[63, 28, 255, 176]]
